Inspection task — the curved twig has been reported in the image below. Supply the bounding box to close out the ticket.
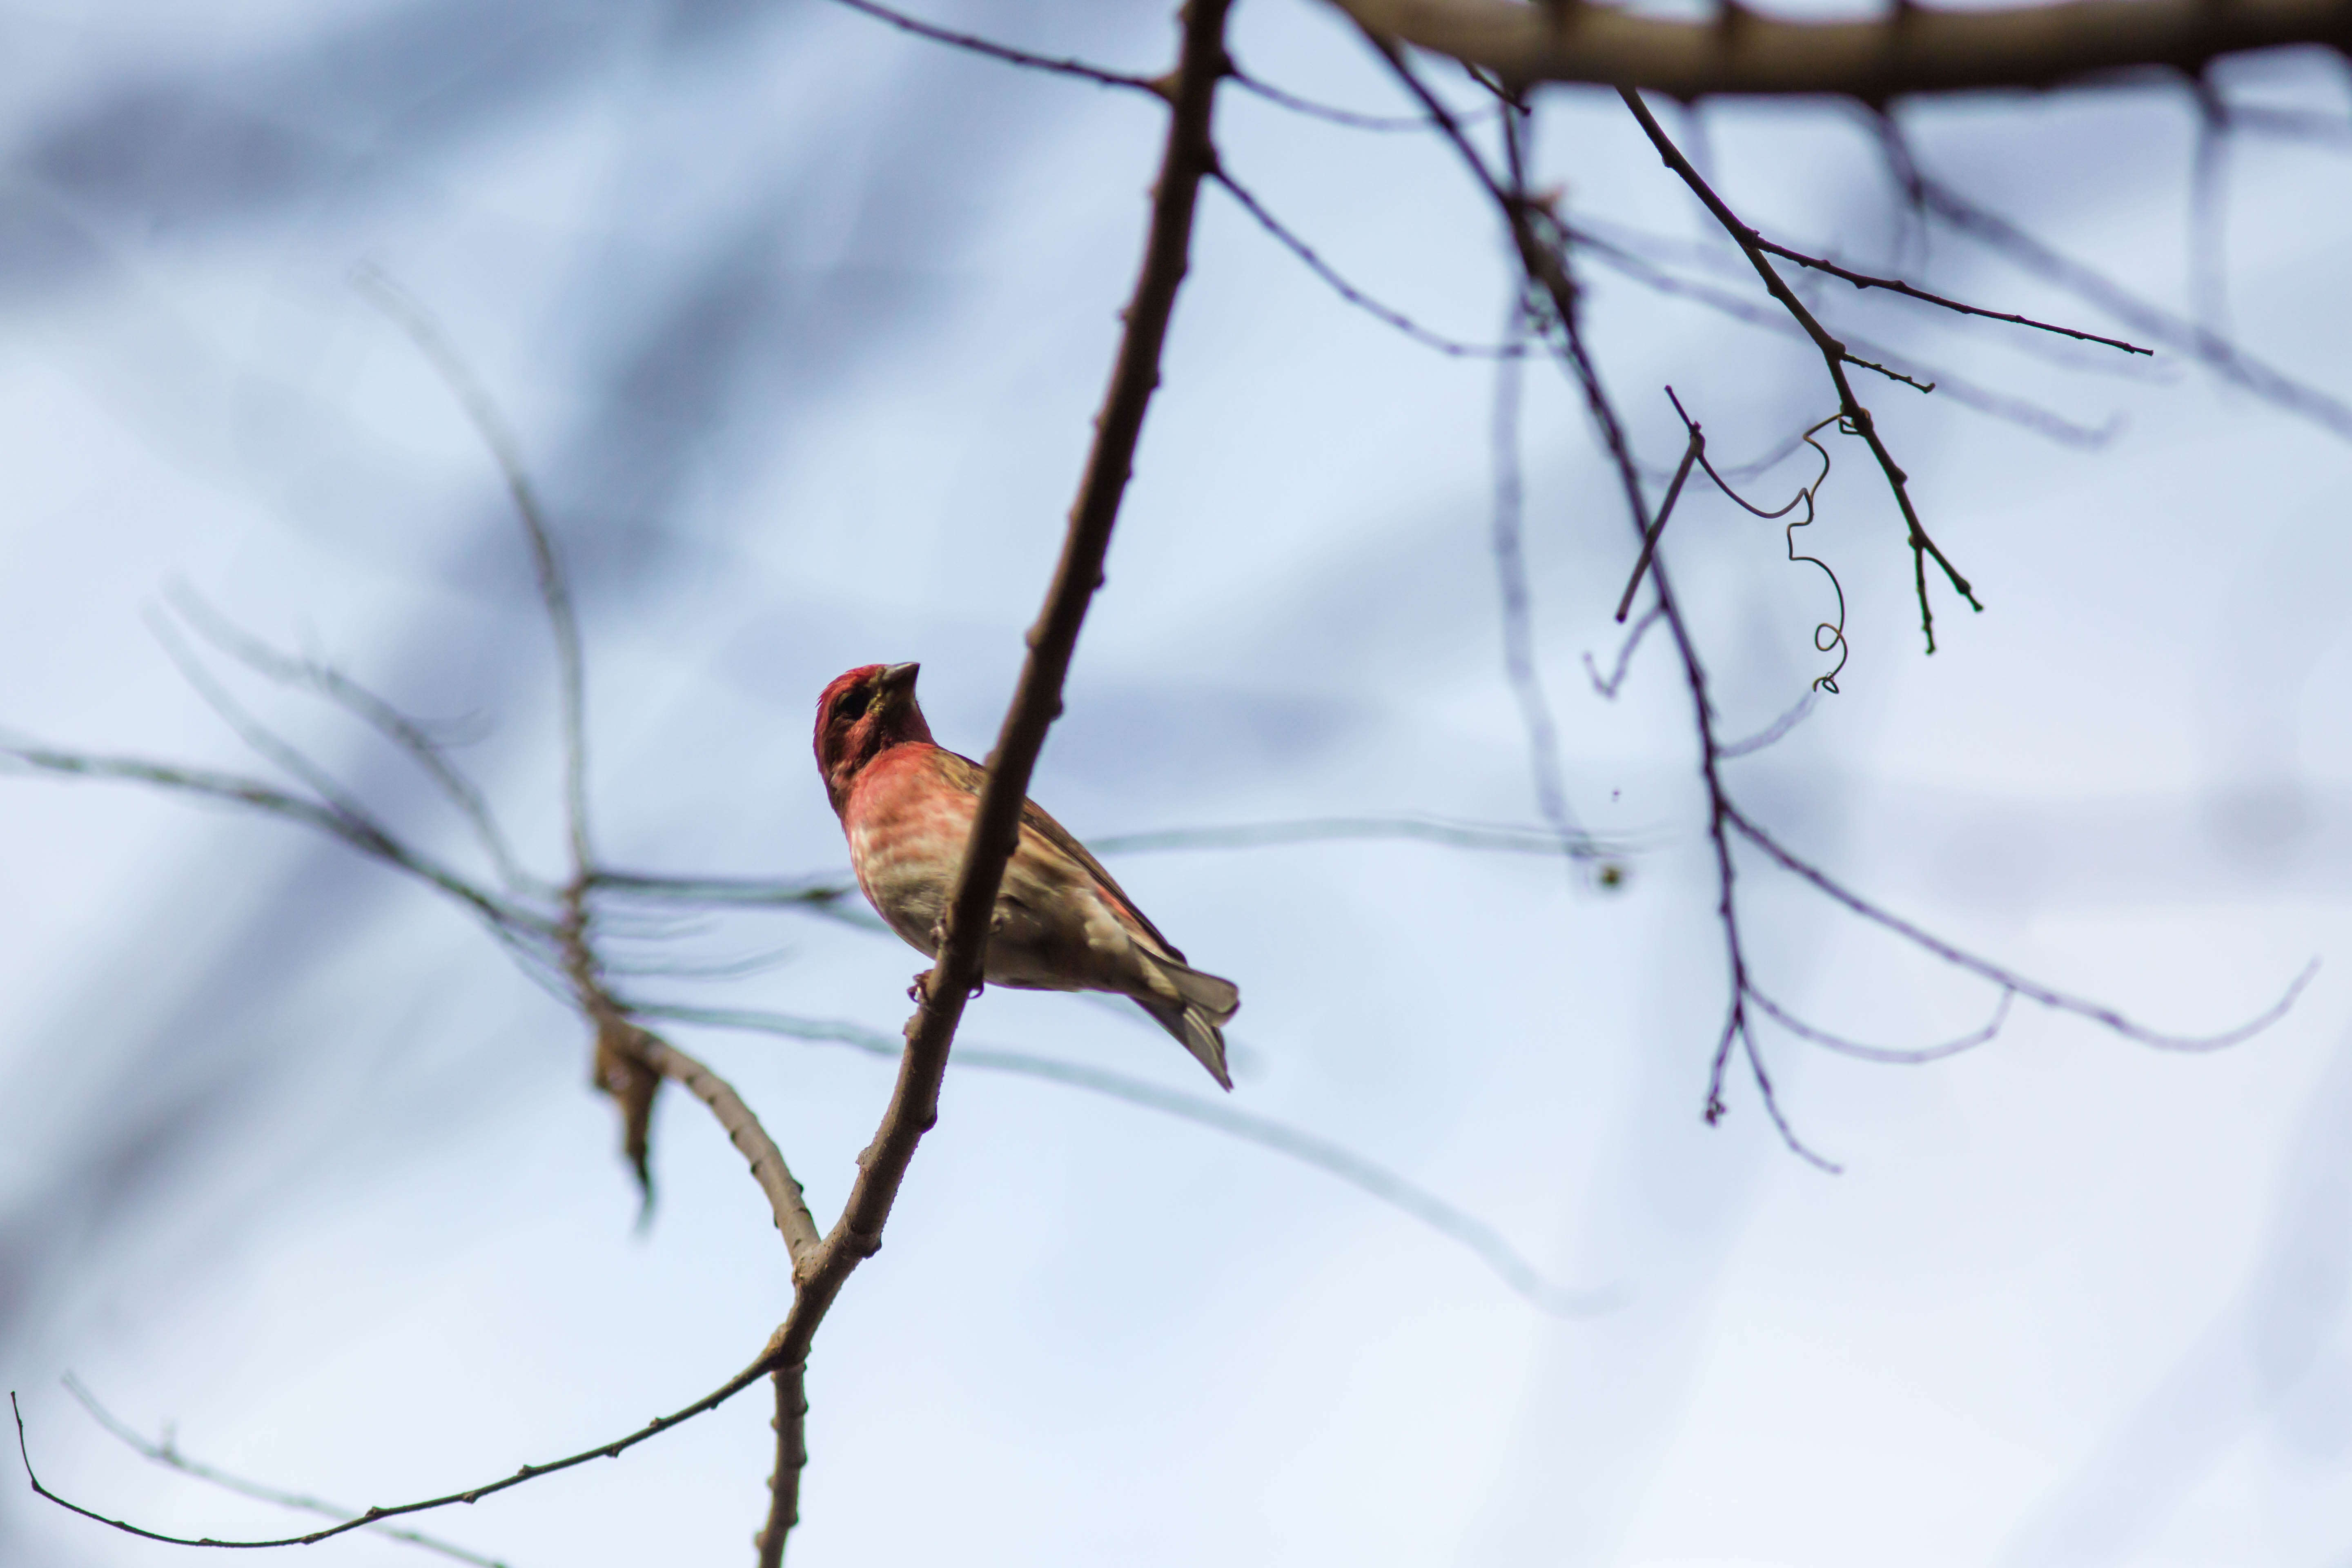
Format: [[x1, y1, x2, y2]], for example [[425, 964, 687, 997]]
[[58, 1379, 510, 1568], [1726, 802, 2317, 1052], [1210, 166, 1522, 357]]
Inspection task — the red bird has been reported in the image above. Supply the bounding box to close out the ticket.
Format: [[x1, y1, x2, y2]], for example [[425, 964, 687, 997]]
[[815, 662, 1240, 1089]]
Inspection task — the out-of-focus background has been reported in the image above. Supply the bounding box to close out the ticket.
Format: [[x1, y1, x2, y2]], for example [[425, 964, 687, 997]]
[[3, 2, 2350, 1563]]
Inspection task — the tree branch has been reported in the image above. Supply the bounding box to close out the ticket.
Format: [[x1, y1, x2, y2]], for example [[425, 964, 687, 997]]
[[59, 1378, 510, 1568], [1330, 0, 2352, 100], [750, 5, 1234, 1558], [1617, 88, 1978, 652]]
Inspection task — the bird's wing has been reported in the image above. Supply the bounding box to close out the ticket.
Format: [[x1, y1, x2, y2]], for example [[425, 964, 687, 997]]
[[938, 748, 1184, 961]]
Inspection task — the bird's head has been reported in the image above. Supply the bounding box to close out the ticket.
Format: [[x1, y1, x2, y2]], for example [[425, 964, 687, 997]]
[[814, 662, 933, 811]]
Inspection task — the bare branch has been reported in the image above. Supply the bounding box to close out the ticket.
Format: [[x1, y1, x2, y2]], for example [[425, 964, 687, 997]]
[[59, 1379, 510, 1568], [1715, 689, 1822, 760], [826, 0, 1162, 96], [1227, 63, 1488, 130], [1584, 603, 1663, 699], [622, 1001, 1617, 1318], [1329, 0, 2352, 100], [353, 267, 594, 872], [747, 9, 1235, 1559], [1611, 418, 1702, 623], [1873, 125, 2352, 441], [1490, 296, 1589, 853], [14, 1363, 773, 1551], [1209, 166, 1522, 357], [1724, 802, 2319, 1052], [1565, 229, 2124, 449], [1748, 236, 2149, 356], [161, 584, 535, 894], [1746, 985, 2015, 1066], [1618, 88, 1980, 653], [640, 1033, 822, 1269], [0, 741, 551, 942], [1090, 813, 1607, 857]]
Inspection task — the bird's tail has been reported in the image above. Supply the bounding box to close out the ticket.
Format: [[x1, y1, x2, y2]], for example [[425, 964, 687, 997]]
[[1136, 963, 1241, 1091]]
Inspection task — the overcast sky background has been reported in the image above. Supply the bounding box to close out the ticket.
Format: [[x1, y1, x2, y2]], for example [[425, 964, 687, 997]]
[[3, 2, 2351, 1565]]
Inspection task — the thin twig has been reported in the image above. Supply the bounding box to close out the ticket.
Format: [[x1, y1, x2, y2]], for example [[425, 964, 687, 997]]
[[1209, 166, 1521, 357], [1873, 116, 2352, 442], [1368, 48, 1841, 1163], [825, 0, 1161, 96], [1584, 604, 1664, 699], [1489, 291, 1587, 853], [1613, 418, 1702, 622], [354, 267, 594, 872], [644, 1035, 823, 1267], [1747, 236, 2149, 355], [14, 1365, 772, 1551], [1567, 229, 2121, 449], [60, 1379, 511, 1568], [162, 584, 535, 894], [1746, 986, 2015, 1066], [1228, 63, 1494, 131], [1619, 89, 1980, 653], [1725, 802, 2319, 1051], [0, 742, 551, 942], [622, 1000, 1616, 1317]]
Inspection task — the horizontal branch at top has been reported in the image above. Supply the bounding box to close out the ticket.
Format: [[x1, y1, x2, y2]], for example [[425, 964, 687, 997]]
[[1332, 0, 2352, 98]]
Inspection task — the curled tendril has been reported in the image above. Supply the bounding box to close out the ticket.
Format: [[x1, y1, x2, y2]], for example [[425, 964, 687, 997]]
[[1685, 411, 1850, 693]]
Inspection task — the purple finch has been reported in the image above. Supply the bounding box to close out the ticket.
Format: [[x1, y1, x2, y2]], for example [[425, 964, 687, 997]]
[[815, 662, 1240, 1089]]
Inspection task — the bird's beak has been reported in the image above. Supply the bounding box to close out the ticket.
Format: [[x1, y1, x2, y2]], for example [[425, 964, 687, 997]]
[[878, 662, 920, 693]]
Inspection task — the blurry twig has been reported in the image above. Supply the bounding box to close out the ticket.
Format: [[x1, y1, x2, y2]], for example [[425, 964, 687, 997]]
[[825, 0, 1160, 95], [161, 584, 535, 893], [1567, 232, 2121, 449], [1727, 803, 2320, 1052], [1490, 289, 1590, 856], [1584, 605, 1664, 699], [353, 266, 592, 873], [60, 1378, 510, 1568], [620, 1000, 1617, 1318], [1873, 115, 2352, 441], [1228, 62, 1496, 131], [1209, 165, 1523, 357]]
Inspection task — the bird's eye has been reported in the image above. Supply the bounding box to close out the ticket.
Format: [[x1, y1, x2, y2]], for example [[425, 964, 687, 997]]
[[842, 688, 873, 720]]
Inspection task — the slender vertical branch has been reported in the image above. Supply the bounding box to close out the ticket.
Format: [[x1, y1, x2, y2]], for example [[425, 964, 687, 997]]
[[752, 4, 1234, 1560]]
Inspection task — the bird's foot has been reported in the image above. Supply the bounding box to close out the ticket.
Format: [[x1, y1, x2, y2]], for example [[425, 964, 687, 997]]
[[906, 972, 985, 1003]]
